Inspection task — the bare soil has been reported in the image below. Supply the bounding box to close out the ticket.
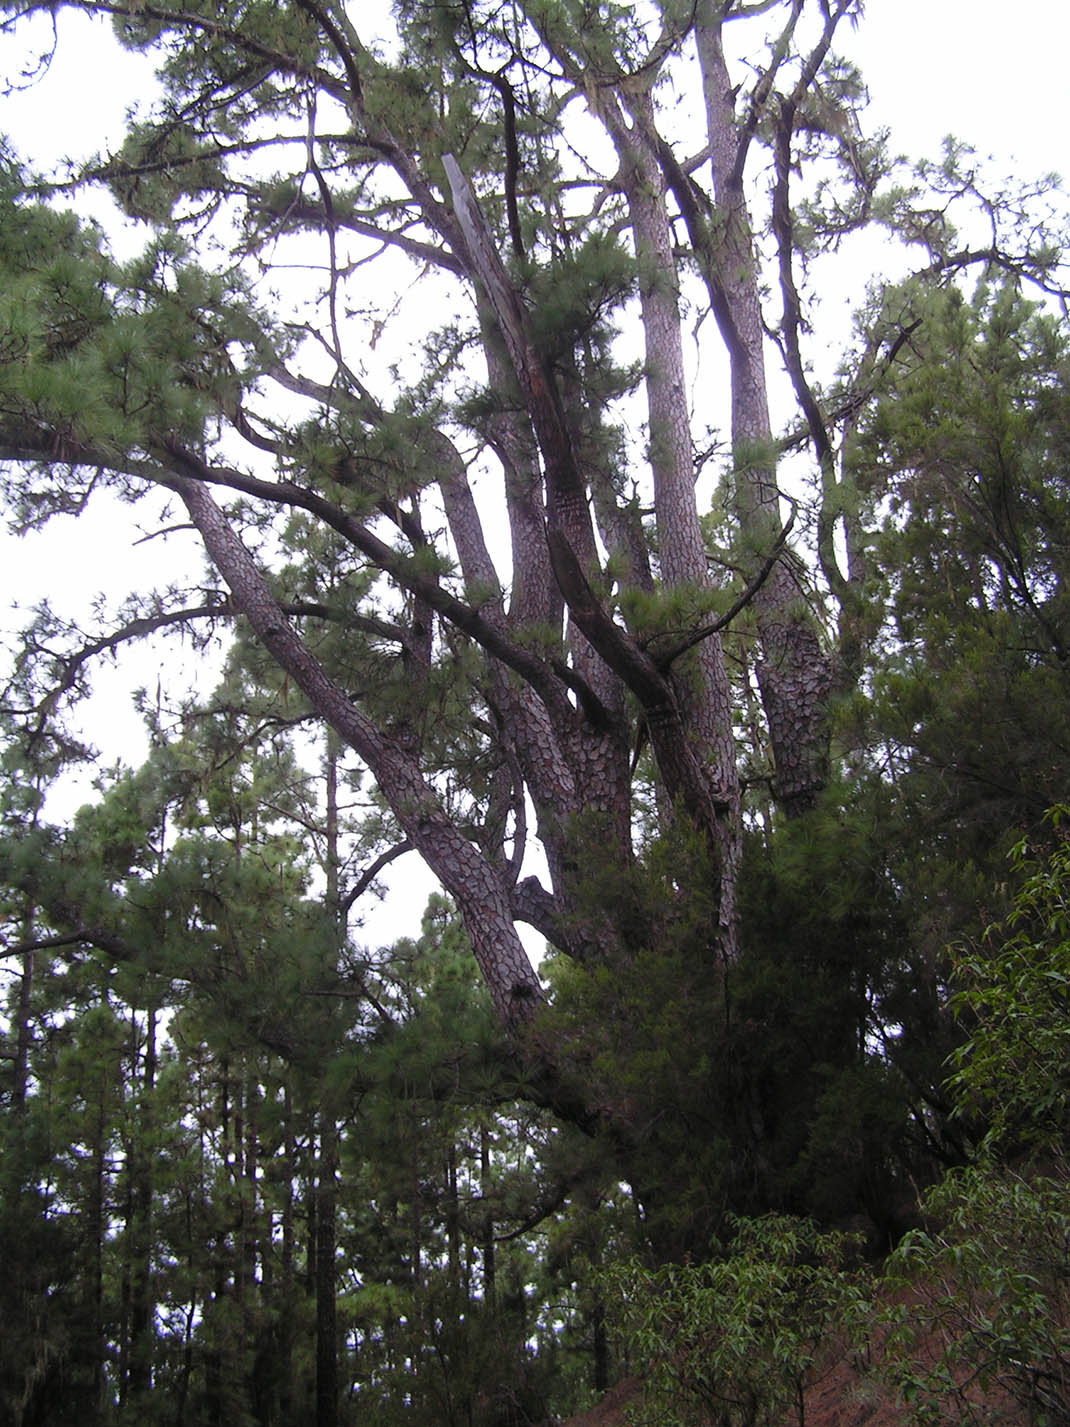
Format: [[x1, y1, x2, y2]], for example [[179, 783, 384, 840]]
[[558, 1294, 1024, 1427], [559, 1354, 911, 1427]]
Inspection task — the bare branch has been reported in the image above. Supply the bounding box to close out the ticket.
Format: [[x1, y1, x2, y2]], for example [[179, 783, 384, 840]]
[[341, 839, 414, 916]]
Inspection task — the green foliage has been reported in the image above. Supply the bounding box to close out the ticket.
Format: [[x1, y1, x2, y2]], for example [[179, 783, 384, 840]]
[[882, 1165, 1070, 1427], [0, 681, 592, 1424], [733, 799, 939, 1235], [949, 811, 1070, 1155], [605, 1215, 869, 1427], [856, 278, 1070, 883], [2, 0, 1070, 1421], [526, 232, 636, 362], [0, 159, 275, 520], [541, 817, 734, 1255], [794, 1060, 918, 1231], [0, 1180, 102, 1427], [877, 817, 1070, 1425], [543, 798, 939, 1252], [106, 121, 228, 224]]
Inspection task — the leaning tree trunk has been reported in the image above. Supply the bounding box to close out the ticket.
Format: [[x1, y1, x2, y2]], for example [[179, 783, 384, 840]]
[[174, 474, 545, 1031]]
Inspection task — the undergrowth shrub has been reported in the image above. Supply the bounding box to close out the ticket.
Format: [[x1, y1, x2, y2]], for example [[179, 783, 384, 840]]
[[880, 815, 1070, 1425], [603, 1215, 870, 1427], [882, 1161, 1070, 1426]]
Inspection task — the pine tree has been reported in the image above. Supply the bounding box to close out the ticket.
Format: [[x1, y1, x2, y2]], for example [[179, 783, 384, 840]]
[[1, 0, 1067, 1263]]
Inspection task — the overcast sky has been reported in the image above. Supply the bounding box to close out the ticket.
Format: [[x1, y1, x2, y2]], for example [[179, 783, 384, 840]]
[[4, 2, 1065, 208], [850, 1, 1066, 178]]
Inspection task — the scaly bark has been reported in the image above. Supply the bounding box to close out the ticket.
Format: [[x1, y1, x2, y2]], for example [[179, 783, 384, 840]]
[[174, 473, 545, 1030], [608, 89, 742, 954], [692, 0, 834, 814]]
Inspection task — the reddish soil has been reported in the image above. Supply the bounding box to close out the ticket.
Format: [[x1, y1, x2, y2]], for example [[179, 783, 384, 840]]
[[558, 1306, 1024, 1427], [559, 1354, 910, 1427], [561, 1376, 642, 1427]]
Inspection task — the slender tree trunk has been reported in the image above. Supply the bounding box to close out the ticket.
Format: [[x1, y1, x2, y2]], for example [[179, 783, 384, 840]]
[[239, 1067, 258, 1300], [175, 1217, 196, 1427], [123, 1007, 156, 1408], [480, 1121, 495, 1301], [89, 1078, 108, 1422], [314, 1119, 339, 1427], [241, 1065, 263, 1420], [316, 736, 343, 1427], [278, 1081, 296, 1427], [205, 1056, 232, 1427], [12, 922, 34, 1114], [592, 1300, 608, 1397], [445, 1142, 461, 1292]]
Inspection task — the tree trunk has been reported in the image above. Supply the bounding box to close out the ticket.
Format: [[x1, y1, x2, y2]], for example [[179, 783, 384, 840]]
[[314, 1118, 339, 1427], [278, 1081, 297, 1427], [480, 1121, 495, 1302], [124, 1007, 156, 1407], [693, 1, 834, 815], [12, 915, 34, 1114], [88, 1078, 108, 1423], [611, 92, 742, 955], [177, 474, 545, 1030]]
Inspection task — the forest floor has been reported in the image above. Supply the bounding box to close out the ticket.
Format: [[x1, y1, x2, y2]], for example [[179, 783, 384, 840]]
[[560, 1355, 911, 1427], [558, 1299, 1021, 1427]]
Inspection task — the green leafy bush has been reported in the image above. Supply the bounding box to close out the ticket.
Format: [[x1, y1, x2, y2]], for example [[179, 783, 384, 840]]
[[881, 814, 1070, 1424], [883, 1164, 1070, 1426], [604, 1215, 869, 1427]]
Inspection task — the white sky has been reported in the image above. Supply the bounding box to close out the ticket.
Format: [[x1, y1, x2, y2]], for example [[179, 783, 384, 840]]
[[1, 0, 1067, 945], [849, 1, 1067, 179]]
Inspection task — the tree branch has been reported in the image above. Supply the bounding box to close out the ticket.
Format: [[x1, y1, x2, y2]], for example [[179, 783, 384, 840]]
[[157, 440, 605, 726], [172, 472, 545, 1027], [651, 497, 797, 667], [341, 839, 414, 916]]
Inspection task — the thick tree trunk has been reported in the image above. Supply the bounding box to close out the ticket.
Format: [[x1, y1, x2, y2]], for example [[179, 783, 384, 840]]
[[613, 98, 742, 954], [444, 154, 741, 892], [694, 4, 833, 815]]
